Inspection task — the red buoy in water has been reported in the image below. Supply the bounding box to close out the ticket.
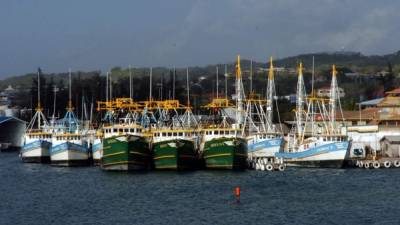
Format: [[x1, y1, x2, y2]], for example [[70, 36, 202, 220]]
[[235, 186, 241, 203]]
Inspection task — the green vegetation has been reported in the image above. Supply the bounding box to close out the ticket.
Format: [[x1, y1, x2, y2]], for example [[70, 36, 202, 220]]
[[2, 50, 400, 122]]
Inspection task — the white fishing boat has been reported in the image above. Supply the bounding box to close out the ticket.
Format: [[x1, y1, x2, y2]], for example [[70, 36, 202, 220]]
[[50, 70, 89, 166], [275, 63, 351, 168], [245, 58, 284, 165], [21, 69, 52, 163]]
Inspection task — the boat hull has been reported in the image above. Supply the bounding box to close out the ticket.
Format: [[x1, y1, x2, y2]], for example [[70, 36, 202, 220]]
[[21, 140, 51, 163], [203, 137, 247, 170], [275, 141, 350, 168], [92, 142, 103, 166], [247, 137, 284, 158], [101, 135, 151, 171], [153, 139, 197, 170], [50, 142, 89, 166]]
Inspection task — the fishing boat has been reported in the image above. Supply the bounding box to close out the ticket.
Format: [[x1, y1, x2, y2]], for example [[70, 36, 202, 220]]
[[244, 57, 284, 169], [201, 124, 247, 170], [152, 127, 199, 170], [101, 118, 151, 171], [275, 64, 351, 168], [200, 55, 248, 170], [50, 70, 89, 166], [152, 68, 200, 170], [21, 69, 52, 163]]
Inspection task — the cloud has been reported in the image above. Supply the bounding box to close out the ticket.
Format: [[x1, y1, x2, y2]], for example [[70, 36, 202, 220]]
[[1, 0, 400, 76]]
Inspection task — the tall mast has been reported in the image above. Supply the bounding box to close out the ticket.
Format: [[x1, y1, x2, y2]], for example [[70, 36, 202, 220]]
[[250, 60, 253, 94], [216, 66, 219, 98], [186, 67, 190, 107], [311, 56, 315, 136], [109, 70, 113, 101], [235, 55, 244, 126], [149, 67, 153, 101], [266, 57, 275, 132], [329, 64, 338, 133], [129, 65, 133, 99], [106, 72, 109, 102], [37, 69, 41, 128], [68, 68, 73, 112], [52, 85, 58, 120], [173, 66, 176, 99], [224, 64, 228, 98], [296, 62, 305, 139]]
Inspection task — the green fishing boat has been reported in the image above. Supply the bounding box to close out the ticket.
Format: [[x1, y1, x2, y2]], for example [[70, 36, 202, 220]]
[[152, 129, 199, 170], [101, 134, 151, 171], [202, 129, 247, 170]]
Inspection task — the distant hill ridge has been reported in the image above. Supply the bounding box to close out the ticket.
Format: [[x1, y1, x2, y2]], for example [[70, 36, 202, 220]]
[[2, 50, 400, 90]]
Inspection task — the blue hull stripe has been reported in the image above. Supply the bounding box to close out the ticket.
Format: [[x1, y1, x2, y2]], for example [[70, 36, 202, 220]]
[[22, 140, 52, 152], [248, 138, 283, 152], [51, 142, 88, 154], [275, 141, 350, 159]]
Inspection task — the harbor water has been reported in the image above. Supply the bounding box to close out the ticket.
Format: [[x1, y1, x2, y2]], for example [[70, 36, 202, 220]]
[[1, 152, 400, 225]]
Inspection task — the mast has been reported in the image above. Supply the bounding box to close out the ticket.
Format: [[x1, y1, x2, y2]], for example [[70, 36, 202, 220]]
[[109, 70, 112, 101], [37, 69, 41, 129], [149, 67, 153, 101], [311, 56, 315, 136], [106, 72, 109, 102], [224, 64, 228, 98], [68, 68, 73, 112], [52, 85, 58, 120], [129, 65, 133, 99], [250, 60, 253, 94], [329, 64, 338, 133], [296, 62, 306, 139], [173, 66, 176, 99], [186, 67, 190, 107], [216, 66, 219, 98], [235, 55, 244, 126], [266, 57, 274, 132]]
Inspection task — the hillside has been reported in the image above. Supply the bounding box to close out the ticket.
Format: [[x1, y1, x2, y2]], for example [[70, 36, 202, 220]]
[[2, 50, 400, 90]]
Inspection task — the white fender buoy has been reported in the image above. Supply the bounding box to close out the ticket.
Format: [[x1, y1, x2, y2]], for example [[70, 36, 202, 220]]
[[364, 163, 370, 169], [278, 164, 285, 171], [384, 161, 391, 168], [373, 161, 380, 169], [266, 164, 273, 171], [263, 158, 268, 165], [355, 161, 359, 166], [394, 161, 400, 168], [261, 164, 265, 171], [359, 161, 364, 168]]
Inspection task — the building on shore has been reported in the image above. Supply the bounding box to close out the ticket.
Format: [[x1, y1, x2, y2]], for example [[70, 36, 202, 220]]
[[0, 116, 26, 151]]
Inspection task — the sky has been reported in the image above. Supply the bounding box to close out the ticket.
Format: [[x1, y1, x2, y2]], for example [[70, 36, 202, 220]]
[[1, 0, 399, 77]]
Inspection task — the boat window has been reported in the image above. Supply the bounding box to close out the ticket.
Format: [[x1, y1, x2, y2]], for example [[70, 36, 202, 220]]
[[113, 128, 117, 133], [178, 132, 183, 136], [168, 133, 172, 137], [173, 132, 177, 137]]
